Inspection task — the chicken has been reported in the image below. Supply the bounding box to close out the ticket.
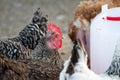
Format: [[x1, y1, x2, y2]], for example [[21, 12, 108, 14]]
[[68, 0, 120, 68], [0, 22, 63, 80], [0, 54, 61, 80], [0, 8, 48, 60], [0, 10, 63, 80], [59, 39, 120, 80], [0, 54, 29, 80], [28, 23, 63, 68], [0, 8, 63, 79]]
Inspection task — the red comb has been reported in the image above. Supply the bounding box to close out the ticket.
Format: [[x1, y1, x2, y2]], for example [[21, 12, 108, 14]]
[[47, 23, 62, 36], [47, 23, 62, 49]]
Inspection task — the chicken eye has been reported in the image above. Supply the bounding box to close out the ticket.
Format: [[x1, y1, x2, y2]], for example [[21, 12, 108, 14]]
[[32, 16, 40, 23], [40, 16, 48, 23]]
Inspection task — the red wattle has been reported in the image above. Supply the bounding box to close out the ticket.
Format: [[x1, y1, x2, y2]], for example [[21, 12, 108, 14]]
[[56, 40, 62, 48]]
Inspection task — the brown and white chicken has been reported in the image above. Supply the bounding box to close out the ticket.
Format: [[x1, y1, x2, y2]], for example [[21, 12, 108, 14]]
[[68, 0, 120, 68], [60, 39, 120, 80]]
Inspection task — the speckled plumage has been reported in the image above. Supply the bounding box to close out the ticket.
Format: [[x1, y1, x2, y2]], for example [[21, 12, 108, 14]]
[[0, 8, 48, 60], [28, 36, 63, 68], [0, 54, 61, 80], [105, 40, 120, 77], [0, 40, 30, 60]]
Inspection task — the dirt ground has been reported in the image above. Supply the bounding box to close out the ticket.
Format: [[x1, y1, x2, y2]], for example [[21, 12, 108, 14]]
[[0, 0, 81, 60]]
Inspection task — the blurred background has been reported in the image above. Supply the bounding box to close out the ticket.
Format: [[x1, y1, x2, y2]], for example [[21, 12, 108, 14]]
[[0, 0, 80, 60]]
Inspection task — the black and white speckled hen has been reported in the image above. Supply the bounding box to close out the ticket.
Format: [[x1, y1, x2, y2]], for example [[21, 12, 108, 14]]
[[0, 8, 48, 60], [28, 23, 63, 68], [0, 8, 63, 80], [0, 23, 63, 79], [0, 23, 63, 80]]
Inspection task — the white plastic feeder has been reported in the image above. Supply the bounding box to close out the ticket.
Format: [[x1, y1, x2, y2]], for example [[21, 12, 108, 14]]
[[90, 4, 120, 74]]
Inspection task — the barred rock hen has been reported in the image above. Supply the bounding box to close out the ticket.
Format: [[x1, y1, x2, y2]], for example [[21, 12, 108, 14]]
[[29, 23, 63, 68], [0, 23, 63, 79], [0, 8, 48, 60], [0, 8, 63, 80], [0, 23, 63, 80], [60, 39, 120, 80]]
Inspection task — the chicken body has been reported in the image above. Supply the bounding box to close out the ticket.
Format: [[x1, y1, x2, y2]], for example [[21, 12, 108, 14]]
[[0, 54, 61, 80], [0, 40, 30, 60], [28, 22, 63, 68], [28, 36, 63, 68], [60, 40, 120, 80], [0, 8, 48, 60], [0, 36, 63, 80]]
